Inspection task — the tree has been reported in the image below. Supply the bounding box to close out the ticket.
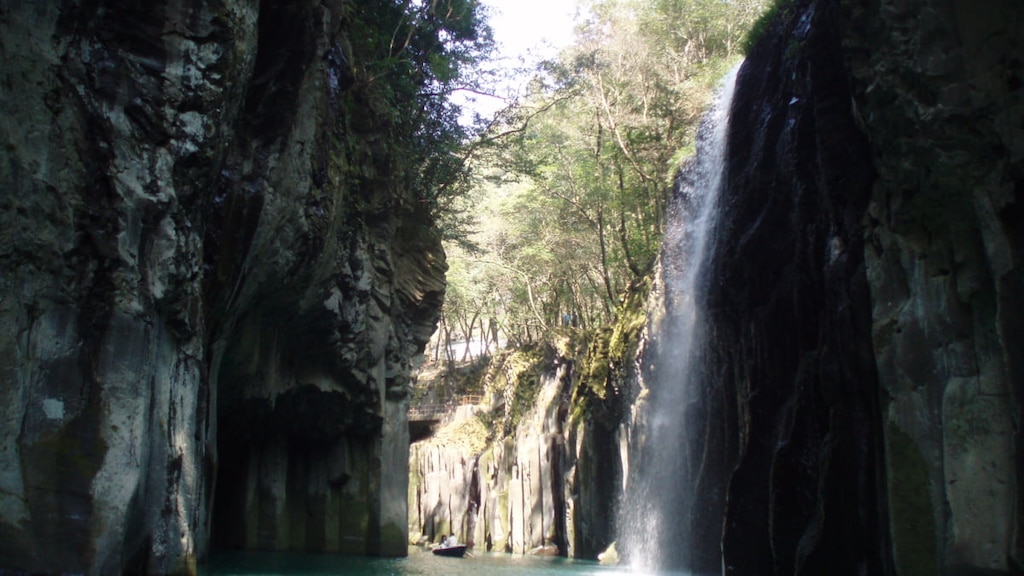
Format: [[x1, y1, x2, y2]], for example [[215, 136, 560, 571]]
[[430, 0, 769, 350], [343, 0, 495, 242]]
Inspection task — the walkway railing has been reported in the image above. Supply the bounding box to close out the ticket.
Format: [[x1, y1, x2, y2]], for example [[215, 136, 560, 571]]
[[407, 394, 485, 422]]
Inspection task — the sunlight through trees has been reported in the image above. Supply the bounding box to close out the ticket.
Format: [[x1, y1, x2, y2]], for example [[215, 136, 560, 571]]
[[433, 0, 767, 353]]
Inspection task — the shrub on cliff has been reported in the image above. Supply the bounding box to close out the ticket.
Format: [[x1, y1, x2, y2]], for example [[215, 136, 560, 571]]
[[343, 0, 494, 241]]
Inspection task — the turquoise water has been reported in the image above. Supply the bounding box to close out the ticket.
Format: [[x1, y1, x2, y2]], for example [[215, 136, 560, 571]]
[[201, 549, 652, 576]]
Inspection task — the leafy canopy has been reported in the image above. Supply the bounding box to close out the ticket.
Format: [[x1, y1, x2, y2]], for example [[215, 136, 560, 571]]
[[433, 0, 766, 348], [343, 0, 495, 240]]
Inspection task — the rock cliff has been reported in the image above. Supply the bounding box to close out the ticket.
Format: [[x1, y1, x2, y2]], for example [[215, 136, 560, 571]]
[[409, 351, 574, 555], [702, 2, 886, 571], [0, 1, 444, 573], [407, 343, 625, 559], [845, 1, 1023, 572], [636, 0, 1023, 573]]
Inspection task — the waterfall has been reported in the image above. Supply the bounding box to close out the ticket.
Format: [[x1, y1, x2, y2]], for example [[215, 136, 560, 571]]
[[620, 62, 741, 573]]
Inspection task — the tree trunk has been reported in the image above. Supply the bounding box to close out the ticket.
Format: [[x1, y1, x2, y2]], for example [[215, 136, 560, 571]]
[[616, 165, 643, 277], [597, 205, 617, 307], [461, 310, 480, 361]]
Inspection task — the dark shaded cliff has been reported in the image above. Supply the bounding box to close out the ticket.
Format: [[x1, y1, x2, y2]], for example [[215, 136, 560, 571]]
[[845, 1, 1023, 572], [0, 1, 445, 573], [643, 0, 1023, 574], [708, 2, 886, 572]]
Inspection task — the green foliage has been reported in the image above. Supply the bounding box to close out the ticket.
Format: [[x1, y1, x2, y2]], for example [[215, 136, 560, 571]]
[[606, 276, 651, 362], [478, 345, 553, 438], [436, 0, 767, 348], [580, 328, 613, 401], [426, 416, 490, 455], [742, 0, 793, 54], [572, 276, 651, 426], [422, 0, 768, 418], [340, 0, 494, 242]]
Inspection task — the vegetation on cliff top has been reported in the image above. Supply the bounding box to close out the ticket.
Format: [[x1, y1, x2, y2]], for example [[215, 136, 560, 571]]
[[742, 0, 796, 54], [433, 0, 766, 357], [409, 0, 769, 447], [341, 0, 495, 240]]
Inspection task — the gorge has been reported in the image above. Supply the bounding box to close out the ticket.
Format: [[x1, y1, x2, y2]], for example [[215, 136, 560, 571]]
[[1, 1, 447, 572], [2, 0, 1022, 575], [409, 0, 1023, 574]]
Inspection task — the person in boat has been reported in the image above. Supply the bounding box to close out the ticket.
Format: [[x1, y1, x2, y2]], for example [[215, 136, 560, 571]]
[[446, 533, 458, 548]]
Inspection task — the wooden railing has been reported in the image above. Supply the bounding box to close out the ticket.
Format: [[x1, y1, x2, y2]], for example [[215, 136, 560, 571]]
[[407, 395, 485, 422]]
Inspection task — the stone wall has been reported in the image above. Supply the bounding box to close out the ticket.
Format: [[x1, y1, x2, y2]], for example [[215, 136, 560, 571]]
[[0, 1, 444, 573], [653, 0, 1024, 573], [843, 0, 1024, 572], [408, 351, 623, 559]]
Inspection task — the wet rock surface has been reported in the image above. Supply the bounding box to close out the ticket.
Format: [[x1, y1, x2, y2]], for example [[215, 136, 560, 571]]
[[0, 1, 443, 573], [707, 1, 886, 572], [649, 0, 1024, 573]]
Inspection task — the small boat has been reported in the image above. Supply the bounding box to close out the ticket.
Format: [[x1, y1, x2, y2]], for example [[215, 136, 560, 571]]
[[432, 544, 468, 558]]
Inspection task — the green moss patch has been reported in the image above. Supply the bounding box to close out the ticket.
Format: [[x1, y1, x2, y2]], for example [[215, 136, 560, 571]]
[[572, 276, 651, 426], [743, 0, 797, 55]]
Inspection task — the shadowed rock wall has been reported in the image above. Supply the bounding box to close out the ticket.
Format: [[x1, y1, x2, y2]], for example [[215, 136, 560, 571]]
[[843, 0, 1023, 573], [648, 0, 1023, 574], [0, 1, 444, 573], [707, 2, 886, 572]]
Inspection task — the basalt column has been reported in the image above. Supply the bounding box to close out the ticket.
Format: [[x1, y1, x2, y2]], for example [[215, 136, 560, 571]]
[[706, 1, 887, 573], [0, 1, 445, 573], [843, 0, 1024, 572]]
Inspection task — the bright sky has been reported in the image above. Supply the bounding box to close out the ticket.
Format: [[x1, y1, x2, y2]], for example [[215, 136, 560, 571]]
[[459, 0, 581, 121], [484, 0, 579, 64]]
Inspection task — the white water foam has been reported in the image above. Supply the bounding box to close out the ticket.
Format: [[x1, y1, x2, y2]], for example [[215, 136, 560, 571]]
[[619, 61, 742, 574]]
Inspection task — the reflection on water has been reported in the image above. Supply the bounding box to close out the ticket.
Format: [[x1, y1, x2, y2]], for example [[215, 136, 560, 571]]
[[201, 549, 686, 576]]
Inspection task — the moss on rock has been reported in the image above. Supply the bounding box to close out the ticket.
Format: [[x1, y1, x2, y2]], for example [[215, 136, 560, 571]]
[[572, 276, 651, 426]]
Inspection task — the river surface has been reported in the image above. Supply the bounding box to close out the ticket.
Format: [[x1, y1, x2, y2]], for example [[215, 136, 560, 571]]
[[201, 549, 683, 576]]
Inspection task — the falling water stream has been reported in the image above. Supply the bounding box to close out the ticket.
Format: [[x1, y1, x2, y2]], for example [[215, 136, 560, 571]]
[[201, 64, 743, 576], [619, 63, 742, 574]]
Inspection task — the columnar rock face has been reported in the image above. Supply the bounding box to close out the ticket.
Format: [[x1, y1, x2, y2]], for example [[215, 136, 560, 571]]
[[843, 1, 1023, 573], [652, 0, 1023, 574], [409, 366, 573, 555], [408, 357, 622, 559], [0, 2, 444, 574]]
